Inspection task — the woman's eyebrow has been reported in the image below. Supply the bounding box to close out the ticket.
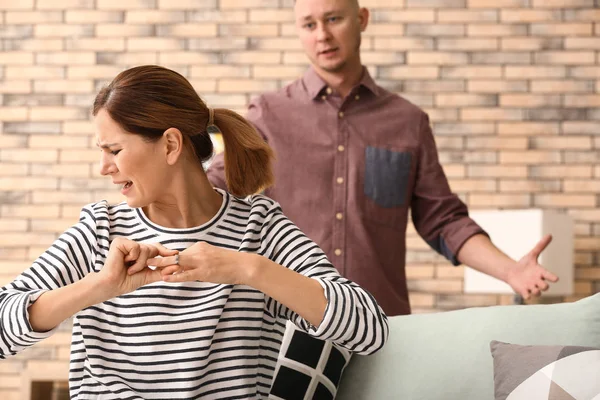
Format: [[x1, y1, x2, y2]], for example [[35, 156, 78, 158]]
[[96, 142, 120, 148]]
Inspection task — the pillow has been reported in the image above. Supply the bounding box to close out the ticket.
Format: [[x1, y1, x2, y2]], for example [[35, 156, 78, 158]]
[[490, 340, 600, 400], [269, 321, 352, 400]]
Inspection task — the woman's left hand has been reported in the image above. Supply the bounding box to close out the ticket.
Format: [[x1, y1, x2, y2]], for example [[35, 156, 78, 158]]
[[146, 241, 256, 285]]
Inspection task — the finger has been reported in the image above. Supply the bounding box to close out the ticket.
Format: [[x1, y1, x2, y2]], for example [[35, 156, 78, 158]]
[[159, 265, 181, 276], [163, 270, 192, 283], [542, 269, 559, 283], [144, 269, 164, 285], [147, 254, 179, 268], [528, 234, 552, 259], [530, 287, 541, 297], [152, 243, 179, 257], [145, 244, 177, 260], [110, 237, 128, 254], [537, 280, 549, 292], [127, 246, 149, 274], [128, 246, 151, 275], [123, 242, 141, 263]]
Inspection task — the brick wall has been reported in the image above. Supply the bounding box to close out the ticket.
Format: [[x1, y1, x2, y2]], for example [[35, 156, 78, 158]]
[[1, 0, 599, 396]]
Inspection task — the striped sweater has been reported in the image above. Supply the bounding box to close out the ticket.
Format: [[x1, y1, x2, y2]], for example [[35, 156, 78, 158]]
[[0, 189, 388, 399]]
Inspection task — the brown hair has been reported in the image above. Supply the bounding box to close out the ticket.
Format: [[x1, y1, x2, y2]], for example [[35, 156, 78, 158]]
[[92, 65, 274, 197]]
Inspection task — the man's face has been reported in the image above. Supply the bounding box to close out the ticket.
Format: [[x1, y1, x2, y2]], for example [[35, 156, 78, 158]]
[[294, 0, 368, 74]]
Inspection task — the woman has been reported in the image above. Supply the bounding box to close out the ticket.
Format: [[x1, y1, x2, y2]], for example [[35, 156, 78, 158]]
[[0, 65, 387, 399]]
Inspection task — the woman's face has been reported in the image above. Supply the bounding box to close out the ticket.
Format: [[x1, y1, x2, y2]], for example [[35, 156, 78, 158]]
[[94, 109, 168, 208]]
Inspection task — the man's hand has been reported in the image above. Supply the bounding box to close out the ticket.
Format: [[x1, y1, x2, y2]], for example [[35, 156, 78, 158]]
[[505, 234, 559, 300]]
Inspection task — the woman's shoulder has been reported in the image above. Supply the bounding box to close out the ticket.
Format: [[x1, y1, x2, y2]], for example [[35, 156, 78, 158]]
[[77, 200, 134, 225], [224, 193, 284, 226], [238, 194, 281, 214]]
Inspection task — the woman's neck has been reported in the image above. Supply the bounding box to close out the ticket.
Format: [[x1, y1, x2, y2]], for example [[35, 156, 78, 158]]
[[143, 166, 223, 229]]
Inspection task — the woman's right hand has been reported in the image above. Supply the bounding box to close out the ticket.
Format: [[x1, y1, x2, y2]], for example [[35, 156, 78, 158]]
[[93, 237, 178, 302]]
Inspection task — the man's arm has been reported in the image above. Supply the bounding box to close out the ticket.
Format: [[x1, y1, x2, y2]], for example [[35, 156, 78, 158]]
[[410, 111, 485, 266], [457, 233, 557, 300], [411, 112, 557, 299]]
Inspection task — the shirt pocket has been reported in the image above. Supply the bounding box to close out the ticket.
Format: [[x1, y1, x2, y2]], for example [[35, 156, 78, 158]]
[[364, 146, 412, 208]]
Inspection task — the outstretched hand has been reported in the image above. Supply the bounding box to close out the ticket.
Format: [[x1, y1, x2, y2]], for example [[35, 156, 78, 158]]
[[506, 234, 559, 300]]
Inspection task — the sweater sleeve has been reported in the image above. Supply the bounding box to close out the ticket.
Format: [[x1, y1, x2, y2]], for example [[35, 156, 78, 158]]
[[255, 197, 389, 356], [0, 202, 103, 359]]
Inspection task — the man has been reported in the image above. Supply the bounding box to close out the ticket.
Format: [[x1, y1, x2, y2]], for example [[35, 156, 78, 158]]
[[208, 1, 560, 397], [208, 0, 558, 317]]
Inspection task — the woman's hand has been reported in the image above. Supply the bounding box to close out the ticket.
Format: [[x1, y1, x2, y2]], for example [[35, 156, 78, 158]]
[[95, 237, 179, 301], [148, 241, 328, 328], [147, 241, 255, 285]]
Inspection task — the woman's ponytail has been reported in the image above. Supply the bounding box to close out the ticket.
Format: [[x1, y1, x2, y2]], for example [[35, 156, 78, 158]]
[[212, 108, 274, 198]]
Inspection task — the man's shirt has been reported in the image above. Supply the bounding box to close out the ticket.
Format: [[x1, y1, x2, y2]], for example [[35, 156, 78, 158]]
[[207, 67, 485, 316]]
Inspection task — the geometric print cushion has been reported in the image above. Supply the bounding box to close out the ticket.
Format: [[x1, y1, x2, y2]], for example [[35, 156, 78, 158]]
[[269, 320, 352, 400], [490, 340, 600, 400]]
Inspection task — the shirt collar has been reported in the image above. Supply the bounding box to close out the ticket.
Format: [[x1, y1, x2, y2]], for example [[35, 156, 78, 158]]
[[302, 66, 380, 100]]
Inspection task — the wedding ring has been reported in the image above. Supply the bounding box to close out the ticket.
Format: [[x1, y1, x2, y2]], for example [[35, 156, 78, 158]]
[[174, 254, 179, 266]]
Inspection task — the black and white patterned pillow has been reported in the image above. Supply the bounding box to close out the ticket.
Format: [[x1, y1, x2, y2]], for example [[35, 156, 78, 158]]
[[269, 321, 352, 400]]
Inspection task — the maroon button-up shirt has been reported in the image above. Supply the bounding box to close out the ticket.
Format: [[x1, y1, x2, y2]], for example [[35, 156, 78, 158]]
[[207, 67, 485, 316]]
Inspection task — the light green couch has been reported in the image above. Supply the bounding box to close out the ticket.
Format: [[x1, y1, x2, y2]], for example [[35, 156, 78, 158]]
[[337, 293, 600, 399]]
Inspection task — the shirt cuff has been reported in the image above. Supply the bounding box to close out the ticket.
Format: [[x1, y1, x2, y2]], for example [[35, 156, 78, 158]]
[[24, 290, 60, 338], [305, 279, 337, 339], [446, 222, 489, 266]]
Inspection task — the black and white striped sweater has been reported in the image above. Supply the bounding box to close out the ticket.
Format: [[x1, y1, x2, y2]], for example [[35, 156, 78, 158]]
[[0, 189, 388, 399]]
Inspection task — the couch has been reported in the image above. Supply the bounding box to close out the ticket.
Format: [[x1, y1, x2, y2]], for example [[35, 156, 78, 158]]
[[337, 293, 600, 399]]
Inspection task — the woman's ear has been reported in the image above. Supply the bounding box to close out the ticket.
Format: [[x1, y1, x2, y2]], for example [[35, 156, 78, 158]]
[[163, 128, 183, 165]]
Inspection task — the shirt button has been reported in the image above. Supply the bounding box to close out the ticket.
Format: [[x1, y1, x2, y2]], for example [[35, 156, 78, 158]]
[[355, 95, 360, 100], [334, 249, 342, 256], [336, 177, 344, 184], [321, 95, 326, 100], [336, 213, 343, 220], [338, 111, 344, 118], [337, 145, 345, 152], [326, 87, 332, 94]]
